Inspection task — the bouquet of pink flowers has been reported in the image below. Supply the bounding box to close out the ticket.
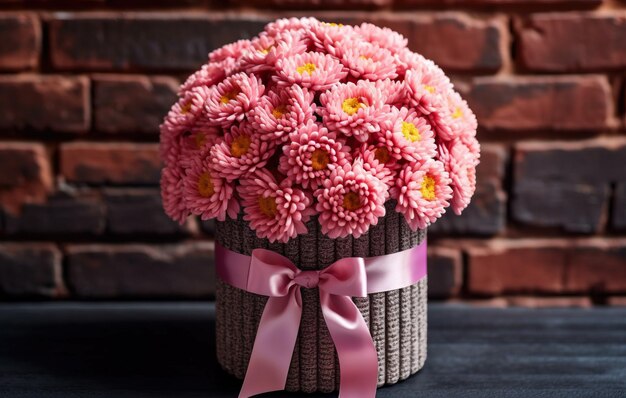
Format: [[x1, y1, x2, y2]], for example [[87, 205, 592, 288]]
[[160, 17, 479, 243]]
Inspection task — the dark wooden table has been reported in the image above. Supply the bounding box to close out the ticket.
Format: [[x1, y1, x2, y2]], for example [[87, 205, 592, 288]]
[[0, 303, 625, 398]]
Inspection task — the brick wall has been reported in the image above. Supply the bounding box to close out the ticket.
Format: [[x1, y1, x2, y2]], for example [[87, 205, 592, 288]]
[[0, 0, 625, 306]]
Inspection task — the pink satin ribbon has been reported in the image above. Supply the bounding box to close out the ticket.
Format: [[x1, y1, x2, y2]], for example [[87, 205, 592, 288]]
[[215, 239, 427, 398]]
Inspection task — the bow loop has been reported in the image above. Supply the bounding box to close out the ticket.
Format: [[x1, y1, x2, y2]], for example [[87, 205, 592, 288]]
[[246, 248, 298, 297], [247, 249, 367, 298], [319, 257, 367, 298]]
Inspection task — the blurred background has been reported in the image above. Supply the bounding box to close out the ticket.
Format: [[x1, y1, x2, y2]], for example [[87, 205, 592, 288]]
[[0, 0, 625, 307]]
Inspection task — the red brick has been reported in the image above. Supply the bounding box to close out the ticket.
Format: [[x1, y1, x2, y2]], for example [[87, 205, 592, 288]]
[[514, 138, 626, 184], [467, 239, 626, 295], [504, 296, 592, 308], [565, 240, 626, 293], [107, 0, 212, 6], [444, 297, 509, 307], [93, 75, 179, 134], [608, 297, 626, 306], [0, 142, 53, 214], [237, 0, 390, 8], [330, 13, 505, 73], [515, 12, 626, 72], [0, 75, 90, 132], [0, 13, 40, 70], [427, 246, 463, 298], [429, 181, 506, 235], [613, 183, 626, 232], [65, 242, 215, 298], [467, 240, 567, 295], [512, 139, 626, 233], [429, 144, 507, 236], [512, 180, 607, 233], [0, 243, 64, 297], [466, 75, 613, 131], [477, 144, 507, 183], [396, 0, 601, 7], [104, 189, 190, 235], [4, 192, 105, 236], [60, 142, 161, 185], [48, 13, 268, 71]]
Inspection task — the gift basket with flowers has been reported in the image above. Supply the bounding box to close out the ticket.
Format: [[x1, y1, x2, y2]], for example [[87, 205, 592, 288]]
[[160, 17, 479, 398]]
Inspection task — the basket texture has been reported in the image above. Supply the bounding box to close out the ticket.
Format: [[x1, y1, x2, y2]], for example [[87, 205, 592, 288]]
[[215, 200, 427, 393]]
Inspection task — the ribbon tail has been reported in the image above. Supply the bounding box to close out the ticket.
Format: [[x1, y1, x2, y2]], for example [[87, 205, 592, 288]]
[[320, 292, 378, 398], [238, 289, 302, 398]]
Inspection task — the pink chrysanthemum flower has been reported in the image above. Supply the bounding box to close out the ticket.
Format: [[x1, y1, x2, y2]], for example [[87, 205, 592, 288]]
[[358, 147, 396, 198], [183, 156, 239, 221], [178, 58, 240, 95], [392, 159, 453, 230], [356, 143, 401, 173], [443, 139, 478, 215], [264, 17, 318, 36], [375, 79, 409, 107], [274, 52, 347, 91], [164, 86, 212, 130], [394, 48, 426, 78], [240, 31, 308, 73], [307, 21, 358, 57], [340, 41, 398, 81], [210, 122, 276, 182], [238, 169, 315, 243], [159, 120, 182, 166], [160, 86, 212, 163], [461, 134, 481, 162], [205, 72, 265, 128], [404, 60, 453, 115], [432, 90, 479, 142], [279, 121, 351, 190], [209, 39, 252, 63], [315, 159, 386, 239], [377, 107, 437, 162], [248, 85, 316, 143], [354, 23, 408, 54], [239, 33, 277, 73], [319, 80, 386, 142], [161, 165, 189, 224], [179, 124, 222, 167]]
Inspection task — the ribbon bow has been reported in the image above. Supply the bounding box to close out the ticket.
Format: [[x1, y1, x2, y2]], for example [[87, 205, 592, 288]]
[[239, 248, 377, 398], [215, 241, 427, 398]]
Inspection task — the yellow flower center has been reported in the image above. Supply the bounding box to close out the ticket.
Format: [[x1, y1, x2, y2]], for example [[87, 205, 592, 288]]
[[296, 63, 317, 75], [197, 172, 215, 198], [194, 132, 207, 149], [259, 46, 273, 55], [311, 149, 330, 171], [420, 175, 436, 201], [323, 22, 344, 27], [452, 107, 463, 119], [220, 88, 241, 104], [374, 147, 390, 164], [342, 97, 364, 116], [272, 104, 287, 119], [359, 55, 371, 60], [258, 196, 277, 217], [343, 192, 362, 211], [423, 85, 435, 94], [401, 121, 421, 142], [230, 135, 251, 158], [180, 101, 192, 115]]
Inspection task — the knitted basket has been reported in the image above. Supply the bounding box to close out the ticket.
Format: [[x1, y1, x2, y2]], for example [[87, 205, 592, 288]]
[[215, 200, 427, 393]]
